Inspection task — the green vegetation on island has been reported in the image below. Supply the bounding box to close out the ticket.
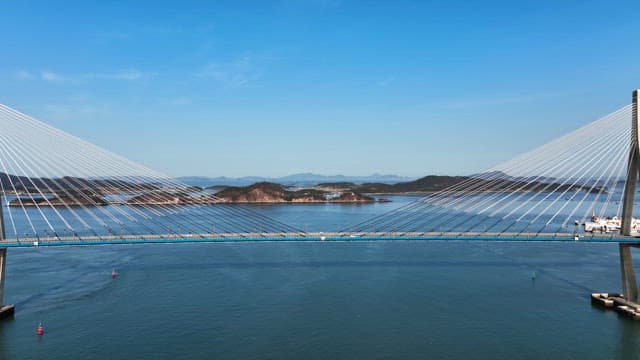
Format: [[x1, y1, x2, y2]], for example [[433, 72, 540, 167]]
[[315, 174, 605, 194], [5, 172, 607, 207], [212, 182, 378, 203]]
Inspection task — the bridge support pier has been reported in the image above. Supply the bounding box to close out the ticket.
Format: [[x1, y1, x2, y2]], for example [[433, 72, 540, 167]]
[[619, 244, 639, 302], [0, 248, 13, 319], [0, 197, 14, 320]]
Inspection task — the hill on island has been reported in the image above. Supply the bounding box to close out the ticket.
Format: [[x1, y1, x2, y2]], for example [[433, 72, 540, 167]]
[[213, 182, 378, 203], [0, 172, 160, 194], [317, 174, 606, 194]]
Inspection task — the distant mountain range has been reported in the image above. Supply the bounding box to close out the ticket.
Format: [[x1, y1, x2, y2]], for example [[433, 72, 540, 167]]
[[176, 173, 415, 187]]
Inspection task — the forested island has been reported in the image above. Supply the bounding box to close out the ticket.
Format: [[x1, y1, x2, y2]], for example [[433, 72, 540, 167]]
[[313, 174, 605, 194], [4, 173, 606, 207], [211, 182, 378, 203], [8, 182, 381, 206]]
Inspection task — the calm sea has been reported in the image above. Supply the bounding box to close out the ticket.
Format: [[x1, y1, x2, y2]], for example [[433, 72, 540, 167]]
[[0, 195, 639, 359]]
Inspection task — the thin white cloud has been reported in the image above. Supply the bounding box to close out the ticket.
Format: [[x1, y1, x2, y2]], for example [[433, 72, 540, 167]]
[[84, 69, 148, 81], [41, 70, 64, 82], [196, 56, 258, 87], [15, 69, 34, 79], [113, 69, 144, 80], [16, 69, 152, 83]]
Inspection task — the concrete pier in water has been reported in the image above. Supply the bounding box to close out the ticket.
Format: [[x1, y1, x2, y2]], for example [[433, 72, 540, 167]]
[[0, 197, 15, 320], [0, 248, 14, 319]]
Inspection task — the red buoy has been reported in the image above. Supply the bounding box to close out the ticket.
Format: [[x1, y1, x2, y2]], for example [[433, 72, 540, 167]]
[[111, 269, 117, 279], [37, 323, 44, 336]]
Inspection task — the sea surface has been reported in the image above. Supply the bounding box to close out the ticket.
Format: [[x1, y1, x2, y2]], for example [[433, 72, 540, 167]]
[[1, 195, 639, 359]]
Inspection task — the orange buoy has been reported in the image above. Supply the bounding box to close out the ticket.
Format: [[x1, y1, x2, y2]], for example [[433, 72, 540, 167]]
[[37, 323, 44, 336], [111, 269, 117, 279]]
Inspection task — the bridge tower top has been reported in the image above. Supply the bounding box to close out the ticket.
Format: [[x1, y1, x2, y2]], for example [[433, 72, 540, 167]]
[[634, 89, 639, 149]]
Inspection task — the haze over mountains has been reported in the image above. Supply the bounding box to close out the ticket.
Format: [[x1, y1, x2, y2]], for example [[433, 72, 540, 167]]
[[176, 173, 415, 187]]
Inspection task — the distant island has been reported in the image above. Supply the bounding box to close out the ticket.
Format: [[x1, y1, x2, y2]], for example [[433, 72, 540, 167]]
[[310, 174, 606, 194], [211, 182, 381, 203], [4, 172, 607, 207], [124, 182, 382, 204], [7, 182, 384, 207]]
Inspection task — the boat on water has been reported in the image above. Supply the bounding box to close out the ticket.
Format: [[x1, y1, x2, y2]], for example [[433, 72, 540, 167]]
[[583, 215, 640, 233]]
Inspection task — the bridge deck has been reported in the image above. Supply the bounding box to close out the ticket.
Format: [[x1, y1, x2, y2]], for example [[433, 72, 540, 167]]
[[0, 232, 636, 248]]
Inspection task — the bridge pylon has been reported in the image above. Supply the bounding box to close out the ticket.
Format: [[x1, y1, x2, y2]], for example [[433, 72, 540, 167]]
[[619, 89, 640, 302], [0, 196, 15, 319]]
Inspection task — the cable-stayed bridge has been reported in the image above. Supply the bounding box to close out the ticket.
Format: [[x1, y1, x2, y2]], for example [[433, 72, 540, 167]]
[[2, 90, 640, 318], [0, 100, 634, 245]]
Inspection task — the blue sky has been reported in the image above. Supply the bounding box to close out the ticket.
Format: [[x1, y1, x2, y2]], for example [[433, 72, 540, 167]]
[[1, 0, 639, 177]]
